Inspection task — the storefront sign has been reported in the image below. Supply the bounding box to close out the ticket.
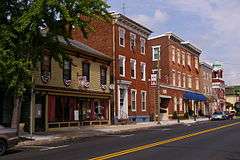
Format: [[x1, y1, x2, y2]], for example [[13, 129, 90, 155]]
[[74, 110, 79, 121]]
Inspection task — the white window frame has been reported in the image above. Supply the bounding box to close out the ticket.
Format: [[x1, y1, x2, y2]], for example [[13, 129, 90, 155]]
[[152, 45, 161, 61], [119, 55, 126, 77], [178, 72, 181, 87], [188, 75, 192, 88], [172, 46, 175, 62], [130, 59, 136, 79], [177, 49, 181, 64], [119, 27, 125, 47], [140, 62, 146, 81], [182, 52, 185, 66], [196, 78, 199, 90], [131, 89, 137, 112], [140, 37, 146, 54], [141, 90, 147, 111], [130, 33, 136, 50], [172, 70, 176, 86], [195, 57, 199, 69], [187, 53, 191, 66], [182, 73, 186, 88], [174, 97, 177, 111]]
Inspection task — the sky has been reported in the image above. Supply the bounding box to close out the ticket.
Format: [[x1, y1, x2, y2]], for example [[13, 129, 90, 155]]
[[107, 0, 240, 86]]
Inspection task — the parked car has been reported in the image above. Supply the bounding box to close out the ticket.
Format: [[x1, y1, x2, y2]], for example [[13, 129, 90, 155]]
[[0, 125, 19, 156], [224, 111, 235, 120], [211, 112, 227, 121]]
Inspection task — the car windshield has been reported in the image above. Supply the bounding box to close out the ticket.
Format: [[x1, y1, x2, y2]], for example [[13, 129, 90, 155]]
[[213, 112, 222, 115]]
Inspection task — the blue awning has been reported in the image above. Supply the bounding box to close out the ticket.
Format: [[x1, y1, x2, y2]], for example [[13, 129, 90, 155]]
[[183, 91, 207, 101]]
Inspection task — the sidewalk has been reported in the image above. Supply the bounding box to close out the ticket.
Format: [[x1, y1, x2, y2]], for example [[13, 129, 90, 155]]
[[18, 117, 209, 147]]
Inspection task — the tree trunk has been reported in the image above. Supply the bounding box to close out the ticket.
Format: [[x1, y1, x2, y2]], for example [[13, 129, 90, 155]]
[[11, 95, 22, 133]]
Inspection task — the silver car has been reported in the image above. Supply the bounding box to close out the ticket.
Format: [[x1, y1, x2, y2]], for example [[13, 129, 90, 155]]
[[211, 112, 227, 120], [0, 125, 19, 156]]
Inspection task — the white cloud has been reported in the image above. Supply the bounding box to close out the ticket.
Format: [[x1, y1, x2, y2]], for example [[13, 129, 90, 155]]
[[131, 9, 169, 29]]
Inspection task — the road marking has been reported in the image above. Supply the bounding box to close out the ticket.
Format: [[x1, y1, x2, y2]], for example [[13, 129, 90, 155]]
[[105, 134, 135, 138], [40, 145, 69, 151], [89, 121, 240, 160]]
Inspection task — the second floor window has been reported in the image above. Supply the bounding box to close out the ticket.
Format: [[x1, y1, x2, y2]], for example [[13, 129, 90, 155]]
[[100, 66, 107, 85], [172, 71, 176, 86], [119, 27, 125, 47], [188, 76, 192, 88], [195, 78, 199, 90], [152, 46, 160, 61], [119, 55, 126, 77], [41, 55, 51, 83], [82, 62, 90, 82], [140, 62, 146, 81], [178, 72, 181, 87], [130, 59, 136, 79], [130, 33, 136, 50], [63, 60, 71, 85], [140, 38, 146, 54], [183, 74, 186, 88]]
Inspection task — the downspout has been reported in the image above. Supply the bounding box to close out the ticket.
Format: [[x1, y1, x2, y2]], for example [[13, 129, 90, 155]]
[[112, 21, 116, 124]]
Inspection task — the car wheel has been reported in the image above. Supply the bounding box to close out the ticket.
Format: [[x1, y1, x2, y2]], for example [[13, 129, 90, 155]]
[[0, 139, 7, 156]]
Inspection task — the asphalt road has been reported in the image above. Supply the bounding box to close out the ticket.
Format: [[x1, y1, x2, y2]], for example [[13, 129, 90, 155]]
[[2, 119, 240, 160]]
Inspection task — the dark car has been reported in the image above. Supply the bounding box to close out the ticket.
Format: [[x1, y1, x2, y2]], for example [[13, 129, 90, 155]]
[[211, 112, 227, 120], [0, 125, 19, 156], [224, 111, 235, 120]]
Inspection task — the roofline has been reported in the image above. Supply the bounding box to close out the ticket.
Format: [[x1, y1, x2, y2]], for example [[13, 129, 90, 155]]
[[112, 13, 153, 34], [149, 32, 202, 55], [200, 61, 213, 70]]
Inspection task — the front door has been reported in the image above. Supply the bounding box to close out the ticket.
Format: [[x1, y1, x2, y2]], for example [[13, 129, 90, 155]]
[[119, 88, 127, 119], [35, 94, 45, 132], [160, 98, 169, 120]]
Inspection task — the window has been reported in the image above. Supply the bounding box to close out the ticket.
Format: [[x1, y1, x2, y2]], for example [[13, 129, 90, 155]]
[[152, 69, 161, 79], [174, 97, 177, 111], [131, 89, 137, 111], [140, 38, 146, 54], [63, 60, 71, 81], [141, 91, 147, 111], [179, 98, 183, 111], [100, 66, 107, 85], [82, 62, 90, 82], [182, 52, 185, 66], [130, 33, 136, 50], [195, 57, 199, 69], [188, 75, 192, 88], [41, 55, 51, 83], [177, 50, 181, 64], [152, 46, 160, 61], [140, 62, 146, 81], [172, 47, 175, 62], [183, 74, 186, 88], [119, 55, 126, 77], [187, 54, 191, 66], [172, 70, 176, 86], [178, 72, 181, 87], [130, 59, 136, 79], [119, 27, 125, 47], [196, 78, 199, 90]]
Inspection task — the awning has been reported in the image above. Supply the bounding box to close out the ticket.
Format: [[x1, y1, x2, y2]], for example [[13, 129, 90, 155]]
[[183, 91, 207, 101]]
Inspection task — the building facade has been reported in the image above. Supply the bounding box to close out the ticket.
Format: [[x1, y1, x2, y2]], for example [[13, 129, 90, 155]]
[[225, 85, 240, 111], [148, 32, 206, 120], [212, 61, 226, 112], [72, 13, 152, 123], [200, 62, 214, 115], [29, 39, 112, 132]]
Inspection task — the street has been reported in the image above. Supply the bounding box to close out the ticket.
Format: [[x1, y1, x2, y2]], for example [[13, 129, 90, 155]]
[[2, 119, 240, 160]]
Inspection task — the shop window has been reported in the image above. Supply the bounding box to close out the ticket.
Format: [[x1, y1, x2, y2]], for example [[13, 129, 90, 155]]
[[82, 62, 90, 82], [41, 55, 51, 83], [63, 60, 71, 86]]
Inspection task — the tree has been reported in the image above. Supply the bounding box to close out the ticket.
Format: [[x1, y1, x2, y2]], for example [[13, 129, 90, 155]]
[[0, 0, 111, 129]]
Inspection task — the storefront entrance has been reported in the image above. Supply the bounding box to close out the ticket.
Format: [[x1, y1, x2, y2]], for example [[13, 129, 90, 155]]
[[35, 94, 46, 132], [160, 97, 170, 120]]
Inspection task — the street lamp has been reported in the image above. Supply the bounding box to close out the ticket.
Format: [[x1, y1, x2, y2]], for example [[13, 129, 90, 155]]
[[155, 41, 189, 124]]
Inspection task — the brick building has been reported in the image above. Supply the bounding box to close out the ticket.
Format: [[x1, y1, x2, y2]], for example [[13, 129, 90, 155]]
[[212, 61, 226, 112], [200, 62, 214, 115], [148, 32, 206, 120], [27, 39, 112, 132], [72, 13, 152, 123]]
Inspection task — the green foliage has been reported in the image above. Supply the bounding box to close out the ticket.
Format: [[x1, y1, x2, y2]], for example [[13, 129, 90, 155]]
[[0, 0, 111, 97]]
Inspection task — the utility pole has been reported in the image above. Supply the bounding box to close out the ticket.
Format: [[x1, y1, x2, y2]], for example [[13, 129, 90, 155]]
[[156, 48, 161, 124]]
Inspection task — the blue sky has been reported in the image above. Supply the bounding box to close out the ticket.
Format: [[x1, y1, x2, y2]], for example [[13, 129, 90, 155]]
[[107, 0, 240, 86]]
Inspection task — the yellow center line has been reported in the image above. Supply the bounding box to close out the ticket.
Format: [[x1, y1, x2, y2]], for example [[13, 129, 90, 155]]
[[89, 121, 240, 160]]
